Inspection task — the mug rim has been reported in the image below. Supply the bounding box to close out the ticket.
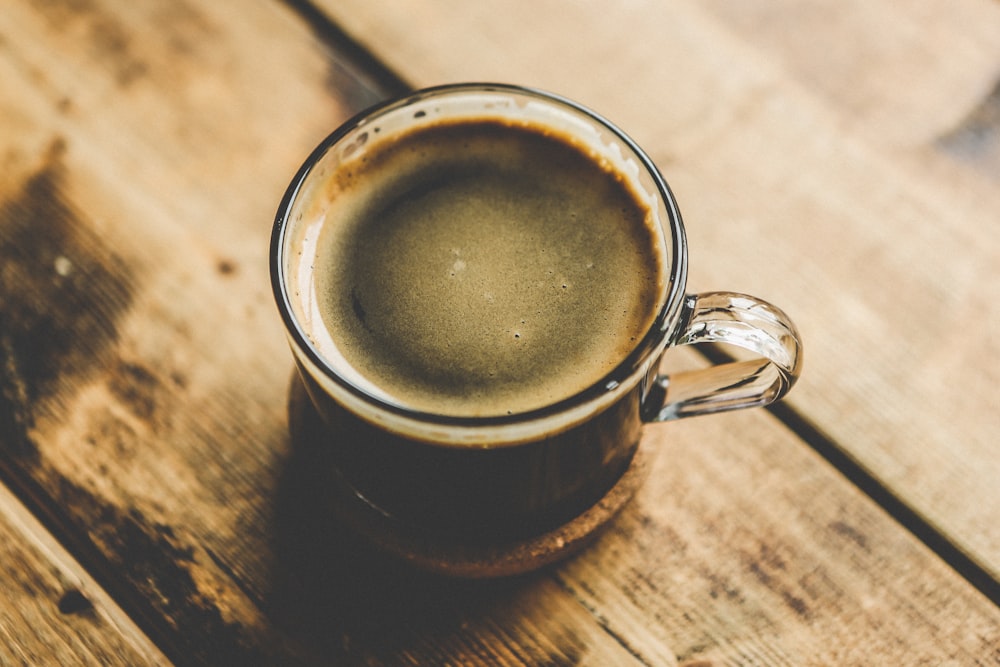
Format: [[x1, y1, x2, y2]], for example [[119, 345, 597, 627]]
[[270, 82, 689, 433]]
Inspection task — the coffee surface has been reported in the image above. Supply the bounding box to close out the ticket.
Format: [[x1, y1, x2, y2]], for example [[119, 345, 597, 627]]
[[308, 118, 665, 417]]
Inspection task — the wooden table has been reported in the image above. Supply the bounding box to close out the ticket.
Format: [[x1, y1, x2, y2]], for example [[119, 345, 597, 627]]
[[1, 1, 998, 664]]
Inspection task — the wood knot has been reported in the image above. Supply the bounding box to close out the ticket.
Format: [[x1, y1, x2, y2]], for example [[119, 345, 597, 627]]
[[57, 588, 94, 615]]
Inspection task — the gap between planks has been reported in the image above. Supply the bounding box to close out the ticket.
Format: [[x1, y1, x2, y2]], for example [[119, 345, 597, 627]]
[[0, 476, 169, 665], [0, 462, 188, 665], [696, 343, 1000, 609], [280, 0, 411, 98]]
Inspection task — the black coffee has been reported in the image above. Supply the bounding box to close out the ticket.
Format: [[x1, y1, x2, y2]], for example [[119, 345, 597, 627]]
[[307, 118, 666, 417]]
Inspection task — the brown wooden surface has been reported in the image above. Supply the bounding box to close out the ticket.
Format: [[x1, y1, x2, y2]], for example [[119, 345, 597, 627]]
[[0, 1, 998, 665], [320, 0, 1000, 584], [0, 483, 167, 666]]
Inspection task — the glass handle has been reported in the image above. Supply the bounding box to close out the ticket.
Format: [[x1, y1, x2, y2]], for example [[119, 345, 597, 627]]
[[642, 292, 803, 422]]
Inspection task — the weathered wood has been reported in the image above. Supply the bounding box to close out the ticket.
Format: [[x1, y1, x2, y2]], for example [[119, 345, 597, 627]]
[[0, 483, 168, 666], [0, 1, 646, 663], [1, 0, 999, 665], [0, 1, 374, 662], [316, 0, 1000, 584], [573, 403, 1000, 665], [275, 373, 1000, 665]]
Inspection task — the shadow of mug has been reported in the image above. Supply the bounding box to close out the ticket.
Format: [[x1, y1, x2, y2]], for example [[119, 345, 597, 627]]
[[265, 372, 562, 660]]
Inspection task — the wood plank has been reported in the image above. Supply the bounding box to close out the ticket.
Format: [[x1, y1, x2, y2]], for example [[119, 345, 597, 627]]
[[316, 0, 1000, 583], [1, 0, 999, 665], [0, 1, 366, 662], [0, 1, 648, 663], [699, 0, 1000, 149], [0, 483, 168, 666], [270, 378, 1000, 665], [559, 405, 1000, 665]]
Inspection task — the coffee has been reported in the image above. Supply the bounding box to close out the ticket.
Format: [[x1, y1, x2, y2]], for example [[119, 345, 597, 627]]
[[299, 118, 666, 418]]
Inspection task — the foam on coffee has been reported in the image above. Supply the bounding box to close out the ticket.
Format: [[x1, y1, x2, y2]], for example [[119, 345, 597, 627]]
[[296, 118, 666, 418]]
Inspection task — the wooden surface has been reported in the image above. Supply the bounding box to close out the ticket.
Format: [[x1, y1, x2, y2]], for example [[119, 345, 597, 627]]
[[0, 483, 167, 665], [0, 1, 998, 665]]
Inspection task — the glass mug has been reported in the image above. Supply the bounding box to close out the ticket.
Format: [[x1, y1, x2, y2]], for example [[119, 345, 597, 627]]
[[271, 84, 802, 573]]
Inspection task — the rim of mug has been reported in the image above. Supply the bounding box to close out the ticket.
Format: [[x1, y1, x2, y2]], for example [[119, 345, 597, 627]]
[[270, 82, 689, 442]]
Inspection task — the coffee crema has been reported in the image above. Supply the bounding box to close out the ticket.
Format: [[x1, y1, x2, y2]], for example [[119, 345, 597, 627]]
[[299, 118, 666, 418]]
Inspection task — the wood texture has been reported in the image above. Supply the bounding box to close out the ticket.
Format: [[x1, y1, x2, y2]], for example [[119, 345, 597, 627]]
[[316, 0, 1000, 582], [1, 0, 999, 664], [0, 484, 167, 665]]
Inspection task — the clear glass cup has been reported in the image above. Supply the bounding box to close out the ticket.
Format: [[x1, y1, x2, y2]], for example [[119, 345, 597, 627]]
[[271, 83, 802, 563]]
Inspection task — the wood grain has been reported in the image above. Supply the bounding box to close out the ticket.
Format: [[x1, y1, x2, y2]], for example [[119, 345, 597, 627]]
[[316, 0, 1000, 583], [559, 405, 1000, 665], [1, 0, 999, 664], [0, 0, 369, 662], [0, 483, 167, 666]]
